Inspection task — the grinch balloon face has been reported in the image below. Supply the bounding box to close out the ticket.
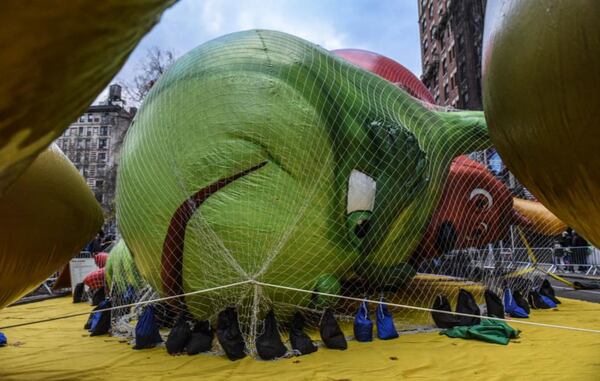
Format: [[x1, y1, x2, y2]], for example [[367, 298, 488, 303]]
[[117, 30, 489, 318]]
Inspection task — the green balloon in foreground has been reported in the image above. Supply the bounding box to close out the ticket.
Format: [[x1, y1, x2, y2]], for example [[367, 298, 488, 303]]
[[117, 30, 489, 318]]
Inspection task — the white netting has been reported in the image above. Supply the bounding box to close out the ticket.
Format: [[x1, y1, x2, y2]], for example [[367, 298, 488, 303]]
[[104, 30, 573, 357]]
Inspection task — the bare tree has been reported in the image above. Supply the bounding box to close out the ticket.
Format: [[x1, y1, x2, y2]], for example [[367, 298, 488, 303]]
[[122, 47, 176, 105]]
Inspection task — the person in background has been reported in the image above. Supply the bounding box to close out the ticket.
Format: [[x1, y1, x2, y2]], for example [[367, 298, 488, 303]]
[[560, 228, 573, 272], [84, 230, 104, 254], [571, 230, 590, 273]]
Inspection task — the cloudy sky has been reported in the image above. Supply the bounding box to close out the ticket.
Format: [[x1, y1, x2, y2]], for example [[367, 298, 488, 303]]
[[100, 0, 422, 103]]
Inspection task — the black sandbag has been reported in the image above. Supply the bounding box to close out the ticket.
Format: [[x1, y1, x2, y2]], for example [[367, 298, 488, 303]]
[[256, 310, 287, 360], [216, 307, 246, 361], [187, 320, 214, 355], [89, 300, 111, 336], [319, 308, 347, 350], [289, 311, 317, 355], [484, 289, 504, 318], [573, 281, 600, 290], [528, 290, 552, 309], [91, 287, 105, 306], [73, 282, 86, 303], [513, 290, 530, 314], [166, 317, 192, 355], [539, 279, 561, 304], [456, 289, 480, 326], [431, 294, 462, 329]]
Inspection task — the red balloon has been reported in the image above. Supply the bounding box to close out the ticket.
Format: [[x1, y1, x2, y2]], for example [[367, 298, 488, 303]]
[[84, 268, 105, 290], [94, 252, 109, 268], [332, 49, 435, 104], [415, 156, 515, 261]]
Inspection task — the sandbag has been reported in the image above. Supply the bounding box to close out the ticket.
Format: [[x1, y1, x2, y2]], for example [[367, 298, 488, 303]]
[[574, 281, 600, 290], [320, 308, 347, 350], [528, 290, 552, 309], [503, 289, 528, 318], [186, 320, 214, 355], [353, 301, 373, 342], [166, 317, 192, 355], [431, 294, 462, 329], [484, 289, 504, 318], [89, 299, 111, 336], [539, 279, 561, 304], [91, 287, 105, 306], [256, 310, 287, 360], [72, 282, 85, 303], [133, 306, 163, 349], [456, 289, 480, 326], [376, 302, 399, 340], [289, 311, 317, 355], [513, 290, 530, 314], [0, 332, 7, 346], [216, 307, 246, 361]]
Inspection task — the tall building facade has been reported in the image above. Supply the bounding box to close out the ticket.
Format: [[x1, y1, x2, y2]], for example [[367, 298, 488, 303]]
[[418, 0, 485, 109], [55, 85, 135, 230]]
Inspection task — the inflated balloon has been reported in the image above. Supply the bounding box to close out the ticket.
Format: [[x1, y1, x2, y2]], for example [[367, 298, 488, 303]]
[[117, 30, 490, 320], [415, 156, 513, 260], [512, 198, 566, 236], [84, 268, 106, 290], [483, 0, 600, 246], [332, 49, 435, 103], [0, 145, 103, 309], [0, 0, 175, 194], [413, 156, 566, 261], [105, 240, 144, 293], [94, 253, 109, 269]]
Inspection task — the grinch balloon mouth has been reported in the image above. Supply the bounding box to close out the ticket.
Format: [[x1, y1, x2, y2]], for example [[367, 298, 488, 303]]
[[161, 161, 268, 300]]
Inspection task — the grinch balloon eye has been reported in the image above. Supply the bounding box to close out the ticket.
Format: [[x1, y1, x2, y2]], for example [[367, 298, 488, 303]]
[[469, 188, 493, 211], [347, 170, 376, 242], [347, 169, 376, 213]]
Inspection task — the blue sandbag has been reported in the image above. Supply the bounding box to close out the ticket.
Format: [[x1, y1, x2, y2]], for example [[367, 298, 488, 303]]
[[0, 332, 7, 346], [353, 301, 373, 342], [376, 301, 399, 340], [134, 305, 163, 349], [540, 295, 557, 308], [503, 289, 528, 318]]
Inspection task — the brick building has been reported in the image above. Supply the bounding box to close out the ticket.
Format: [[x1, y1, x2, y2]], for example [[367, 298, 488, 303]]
[[55, 84, 135, 230], [418, 0, 485, 109]]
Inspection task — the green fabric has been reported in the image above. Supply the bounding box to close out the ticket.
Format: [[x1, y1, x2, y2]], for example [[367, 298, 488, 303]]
[[441, 319, 520, 345]]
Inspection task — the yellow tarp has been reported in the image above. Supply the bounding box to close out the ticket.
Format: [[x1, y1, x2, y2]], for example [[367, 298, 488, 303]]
[[1, 297, 599, 381]]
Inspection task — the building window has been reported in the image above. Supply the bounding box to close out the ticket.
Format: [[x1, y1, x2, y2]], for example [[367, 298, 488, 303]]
[[444, 84, 449, 99], [429, 2, 433, 17], [98, 138, 107, 149], [79, 116, 85, 123], [78, 126, 83, 134], [95, 180, 104, 188], [100, 126, 108, 136], [423, 38, 428, 52], [98, 152, 107, 162], [94, 117, 100, 123], [442, 58, 447, 74]]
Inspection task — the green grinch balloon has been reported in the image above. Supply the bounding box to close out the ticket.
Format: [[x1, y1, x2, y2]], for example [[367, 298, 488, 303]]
[[117, 30, 489, 318]]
